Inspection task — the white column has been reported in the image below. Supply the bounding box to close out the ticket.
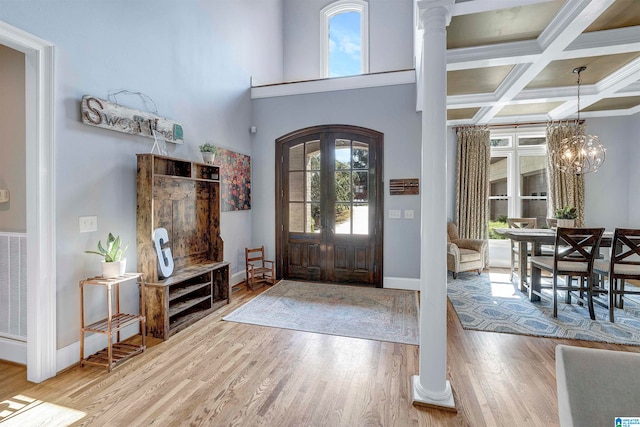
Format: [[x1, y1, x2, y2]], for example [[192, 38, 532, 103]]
[[411, 0, 455, 411]]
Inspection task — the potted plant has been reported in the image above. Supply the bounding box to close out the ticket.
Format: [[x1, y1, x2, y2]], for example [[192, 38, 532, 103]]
[[555, 206, 578, 228], [85, 233, 129, 278], [199, 143, 218, 165]]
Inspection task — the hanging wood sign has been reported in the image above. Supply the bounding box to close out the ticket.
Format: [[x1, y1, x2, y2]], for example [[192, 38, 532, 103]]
[[81, 95, 184, 144], [389, 178, 419, 195]]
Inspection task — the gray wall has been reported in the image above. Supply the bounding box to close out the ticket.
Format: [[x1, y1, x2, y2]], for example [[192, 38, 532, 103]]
[[0, 0, 283, 349], [282, 0, 414, 82], [251, 83, 422, 279], [0, 44, 26, 232]]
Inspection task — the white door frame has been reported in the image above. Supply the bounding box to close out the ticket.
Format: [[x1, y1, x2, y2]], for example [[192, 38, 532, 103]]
[[0, 20, 56, 382]]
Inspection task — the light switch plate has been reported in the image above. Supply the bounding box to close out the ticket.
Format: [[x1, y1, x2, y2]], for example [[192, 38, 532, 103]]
[[389, 209, 401, 219], [0, 189, 9, 203], [79, 216, 98, 233], [404, 209, 414, 219]]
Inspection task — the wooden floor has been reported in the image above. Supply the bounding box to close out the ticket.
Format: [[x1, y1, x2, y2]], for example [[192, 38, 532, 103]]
[[2, 272, 639, 426]]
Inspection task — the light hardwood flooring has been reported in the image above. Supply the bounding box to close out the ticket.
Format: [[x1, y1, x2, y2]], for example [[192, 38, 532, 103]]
[[1, 271, 639, 426]]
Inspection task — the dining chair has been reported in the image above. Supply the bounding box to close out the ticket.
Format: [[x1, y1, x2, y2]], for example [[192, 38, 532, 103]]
[[530, 227, 604, 319], [593, 228, 640, 322], [507, 217, 537, 281]]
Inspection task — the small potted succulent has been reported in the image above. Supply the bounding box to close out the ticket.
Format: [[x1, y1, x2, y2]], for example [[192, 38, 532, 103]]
[[199, 143, 218, 165], [555, 206, 578, 228], [85, 233, 129, 278]]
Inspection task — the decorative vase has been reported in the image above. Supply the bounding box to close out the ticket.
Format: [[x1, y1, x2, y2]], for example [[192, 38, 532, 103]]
[[201, 152, 214, 165], [557, 219, 575, 228], [101, 259, 126, 278]]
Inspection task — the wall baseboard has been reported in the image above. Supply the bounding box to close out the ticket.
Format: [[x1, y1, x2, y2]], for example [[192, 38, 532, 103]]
[[0, 336, 27, 364], [383, 277, 420, 291]]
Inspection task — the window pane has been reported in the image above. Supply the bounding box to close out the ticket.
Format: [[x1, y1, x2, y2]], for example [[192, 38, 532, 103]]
[[329, 11, 361, 77], [490, 137, 511, 147], [353, 203, 368, 235], [308, 171, 320, 202], [490, 157, 508, 197], [489, 156, 509, 239], [306, 140, 320, 171], [289, 172, 304, 202], [353, 171, 368, 201], [352, 141, 369, 169], [518, 136, 546, 146], [289, 143, 304, 170], [289, 203, 304, 233], [335, 139, 351, 170], [308, 203, 321, 233], [335, 203, 352, 235], [520, 155, 548, 226], [335, 171, 352, 202]]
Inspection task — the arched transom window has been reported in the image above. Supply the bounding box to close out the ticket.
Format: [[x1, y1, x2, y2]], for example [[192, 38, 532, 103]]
[[320, 0, 369, 78]]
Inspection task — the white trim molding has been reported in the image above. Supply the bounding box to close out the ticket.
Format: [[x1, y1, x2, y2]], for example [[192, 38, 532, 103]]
[[0, 20, 57, 383], [320, 0, 369, 78]]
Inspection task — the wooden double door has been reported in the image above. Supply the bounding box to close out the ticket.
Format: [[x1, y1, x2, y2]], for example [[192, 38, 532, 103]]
[[275, 125, 383, 287]]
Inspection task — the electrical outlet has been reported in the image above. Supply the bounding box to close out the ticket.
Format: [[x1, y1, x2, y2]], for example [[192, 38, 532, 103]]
[[79, 216, 98, 233], [389, 209, 401, 219], [404, 209, 414, 219]]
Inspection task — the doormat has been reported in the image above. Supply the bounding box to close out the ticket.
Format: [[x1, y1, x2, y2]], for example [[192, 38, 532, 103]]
[[223, 280, 419, 345], [448, 271, 640, 345]]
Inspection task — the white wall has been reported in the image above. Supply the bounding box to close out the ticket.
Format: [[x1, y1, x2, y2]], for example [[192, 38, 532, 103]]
[[0, 0, 283, 350], [252, 83, 422, 280], [282, 0, 414, 83], [0, 44, 26, 232]]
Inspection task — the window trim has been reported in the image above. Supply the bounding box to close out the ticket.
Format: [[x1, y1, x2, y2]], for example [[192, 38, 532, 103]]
[[320, 0, 369, 78]]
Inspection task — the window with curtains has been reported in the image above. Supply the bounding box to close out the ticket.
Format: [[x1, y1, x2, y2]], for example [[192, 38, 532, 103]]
[[488, 128, 548, 239]]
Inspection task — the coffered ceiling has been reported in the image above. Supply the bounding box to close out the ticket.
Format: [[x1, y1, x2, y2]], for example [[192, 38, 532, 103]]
[[445, 0, 640, 124]]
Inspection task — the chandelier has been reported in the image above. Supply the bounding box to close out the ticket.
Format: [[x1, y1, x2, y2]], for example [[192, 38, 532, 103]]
[[551, 66, 606, 175]]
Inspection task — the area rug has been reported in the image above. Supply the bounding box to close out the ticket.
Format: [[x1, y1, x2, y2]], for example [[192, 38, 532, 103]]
[[223, 280, 419, 345], [447, 272, 640, 345]]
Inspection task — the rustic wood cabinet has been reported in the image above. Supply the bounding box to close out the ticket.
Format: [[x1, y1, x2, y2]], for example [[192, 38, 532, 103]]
[[137, 154, 230, 339]]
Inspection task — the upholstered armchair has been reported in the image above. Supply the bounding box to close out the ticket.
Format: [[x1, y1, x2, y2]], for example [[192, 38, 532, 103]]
[[447, 222, 488, 279]]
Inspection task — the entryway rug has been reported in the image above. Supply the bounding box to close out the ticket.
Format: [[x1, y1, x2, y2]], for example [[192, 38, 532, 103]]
[[448, 272, 640, 345], [223, 280, 419, 345]]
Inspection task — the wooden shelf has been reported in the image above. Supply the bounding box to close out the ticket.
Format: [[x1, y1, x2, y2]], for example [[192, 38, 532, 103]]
[[84, 313, 142, 334], [169, 281, 211, 302], [82, 342, 145, 370], [169, 295, 211, 318], [79, 273, 146, 372]]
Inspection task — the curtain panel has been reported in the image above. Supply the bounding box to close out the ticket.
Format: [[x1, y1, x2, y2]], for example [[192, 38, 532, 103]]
[[546, 122, 585, 227], [455, 127, 490, 240]]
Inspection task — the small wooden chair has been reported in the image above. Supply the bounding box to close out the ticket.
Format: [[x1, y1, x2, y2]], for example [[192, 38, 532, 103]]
[[245, 246, 275, 290]]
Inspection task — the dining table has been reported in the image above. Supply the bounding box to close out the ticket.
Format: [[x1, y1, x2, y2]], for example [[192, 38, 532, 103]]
[[494, 228, 613, 302]]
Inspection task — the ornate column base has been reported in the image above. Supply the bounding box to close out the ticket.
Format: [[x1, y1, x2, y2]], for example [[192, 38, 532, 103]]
[[411, 375, 457, 412]]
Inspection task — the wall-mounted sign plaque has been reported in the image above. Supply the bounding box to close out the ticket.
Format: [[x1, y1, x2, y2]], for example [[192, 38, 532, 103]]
[[389, 178, 419, 195], [81, 95, 183, 144]]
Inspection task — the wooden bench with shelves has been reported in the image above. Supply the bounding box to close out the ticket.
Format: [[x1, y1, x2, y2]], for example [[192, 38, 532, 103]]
[[137, 154, 228, 340]]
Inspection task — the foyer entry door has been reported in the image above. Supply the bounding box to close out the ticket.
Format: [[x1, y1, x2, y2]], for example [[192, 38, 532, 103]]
[[275, 125, 383, 287]]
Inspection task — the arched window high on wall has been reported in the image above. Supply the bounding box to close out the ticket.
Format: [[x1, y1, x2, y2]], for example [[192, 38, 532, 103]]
[[320, 0, 369, 78]]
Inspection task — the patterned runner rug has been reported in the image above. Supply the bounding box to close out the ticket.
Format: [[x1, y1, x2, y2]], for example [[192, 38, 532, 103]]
[[223, 280, 419, 345], [448, 272, 640, 345]]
